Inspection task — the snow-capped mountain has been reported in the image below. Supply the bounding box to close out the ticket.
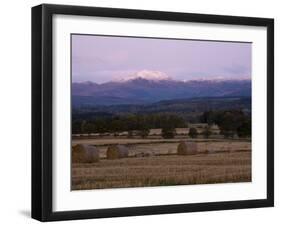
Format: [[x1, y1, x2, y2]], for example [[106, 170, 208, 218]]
[[72, 74, 251, 107], [116, 70, 171, 82]]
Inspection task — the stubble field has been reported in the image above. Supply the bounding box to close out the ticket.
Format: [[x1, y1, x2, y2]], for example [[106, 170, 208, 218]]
[[72, 138, 251, 190]]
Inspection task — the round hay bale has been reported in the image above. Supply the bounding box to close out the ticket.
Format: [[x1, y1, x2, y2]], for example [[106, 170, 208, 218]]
[[177, 141, 197, 155], [106, 145, 129, 159], [72, 144, 99, 163]]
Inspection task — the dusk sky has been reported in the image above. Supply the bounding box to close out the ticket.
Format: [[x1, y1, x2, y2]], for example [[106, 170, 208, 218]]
[[72, 34, 252, 83]]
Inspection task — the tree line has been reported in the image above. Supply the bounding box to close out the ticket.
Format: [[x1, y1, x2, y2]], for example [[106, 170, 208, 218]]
[[72, 113, 186, 135], [200, 110, 251, 138], [72, 110, 251, 138]]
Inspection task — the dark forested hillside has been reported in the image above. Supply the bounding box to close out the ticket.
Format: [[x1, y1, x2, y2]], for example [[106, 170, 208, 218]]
[[73, 96, 251, 123]]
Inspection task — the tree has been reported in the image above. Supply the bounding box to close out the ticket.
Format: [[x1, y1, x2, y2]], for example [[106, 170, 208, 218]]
[[202, 126, 212, 138], [80, 120, 87, 133], [200, 111, 216, 124], [127, 130, 133, 138], [94, 118, 107, 133], [220, 130, 235, 138], [72, 121, 82, 134], [111, 119, 123, 133], [237, 120, 251, 138], [217, 111, 245, 138], [139, 128, 150, 138], [83, 122, 95, 134], [161, 126, 176, 139], [189, 128, 198, 138]]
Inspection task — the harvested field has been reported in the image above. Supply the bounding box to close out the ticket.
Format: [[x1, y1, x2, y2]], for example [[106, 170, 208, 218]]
[[73, 138, 251, 158], [72, 139, 251, 190]]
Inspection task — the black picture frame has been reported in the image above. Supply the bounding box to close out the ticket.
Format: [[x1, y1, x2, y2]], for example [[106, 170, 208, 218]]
[[32, 4, 274, 222]]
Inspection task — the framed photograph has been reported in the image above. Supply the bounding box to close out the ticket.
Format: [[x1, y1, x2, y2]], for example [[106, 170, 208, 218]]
[[32, 4, 274, 221]]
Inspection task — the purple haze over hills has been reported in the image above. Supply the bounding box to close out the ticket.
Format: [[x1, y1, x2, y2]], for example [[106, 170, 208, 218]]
[[72, 78, 251, 106]]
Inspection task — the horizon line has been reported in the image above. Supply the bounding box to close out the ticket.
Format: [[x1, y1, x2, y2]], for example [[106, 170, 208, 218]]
[[72, 77, 252, 84]]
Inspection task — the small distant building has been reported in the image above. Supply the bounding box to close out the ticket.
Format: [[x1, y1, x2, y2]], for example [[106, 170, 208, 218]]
[[209, 124, 220, 135], [118, 131, 129, 136], [175, 128, 189, 135], [188, 123, 221, 135], [149, 128, 162, 136]]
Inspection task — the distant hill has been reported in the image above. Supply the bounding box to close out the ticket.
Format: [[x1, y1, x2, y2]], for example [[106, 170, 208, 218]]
[[72, 78, 251, 107], [73, 96, 251, 122]]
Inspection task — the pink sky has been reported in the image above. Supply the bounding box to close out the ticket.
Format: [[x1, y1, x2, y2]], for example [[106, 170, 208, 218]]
[[72, 34, 252, 83]]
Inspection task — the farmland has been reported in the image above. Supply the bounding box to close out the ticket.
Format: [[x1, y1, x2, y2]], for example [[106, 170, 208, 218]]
[[71, 97, 252, 190], [71, 35, 253, 191], [71, 138, 251, 190]]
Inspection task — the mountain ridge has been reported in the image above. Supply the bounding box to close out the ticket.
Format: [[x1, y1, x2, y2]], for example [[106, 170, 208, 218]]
[[72, 78, 251, 107]]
